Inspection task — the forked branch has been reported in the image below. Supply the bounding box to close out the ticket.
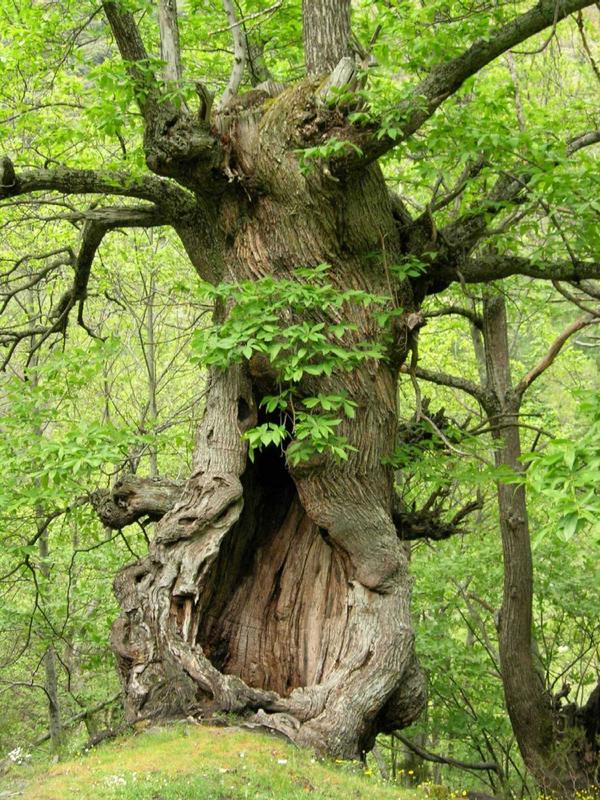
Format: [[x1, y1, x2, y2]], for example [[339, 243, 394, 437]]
[[0, 205, 166, 369]]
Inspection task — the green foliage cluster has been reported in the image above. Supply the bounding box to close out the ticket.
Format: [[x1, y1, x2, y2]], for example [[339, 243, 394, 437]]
[[528, 390, 600, 543], [191, 266, 394, 464]]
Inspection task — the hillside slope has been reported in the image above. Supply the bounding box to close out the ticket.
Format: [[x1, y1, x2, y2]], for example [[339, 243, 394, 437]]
[[2, 723, 423, 800]]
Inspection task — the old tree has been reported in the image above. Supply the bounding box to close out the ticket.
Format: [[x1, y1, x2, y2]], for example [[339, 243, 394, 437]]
[[1, 0, 599, 794]]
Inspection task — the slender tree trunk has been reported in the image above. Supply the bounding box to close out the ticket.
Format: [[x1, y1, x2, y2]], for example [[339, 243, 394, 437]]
[[482, 296, 554, 770], [39, 533, 63, 754], [144, 267, 159, 477], [28, 311, 63, 754], [481, 296, 599, 796]]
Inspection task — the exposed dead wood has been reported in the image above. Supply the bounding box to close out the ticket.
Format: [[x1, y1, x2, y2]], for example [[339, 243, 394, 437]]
[[91, 476, 182, 529]]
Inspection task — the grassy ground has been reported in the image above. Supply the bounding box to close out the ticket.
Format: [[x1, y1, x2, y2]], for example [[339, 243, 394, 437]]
[[0, 723, 423, 800]]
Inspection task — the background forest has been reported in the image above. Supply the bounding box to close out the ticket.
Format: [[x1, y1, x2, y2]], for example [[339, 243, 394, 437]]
[[0, 1, 599, 798]]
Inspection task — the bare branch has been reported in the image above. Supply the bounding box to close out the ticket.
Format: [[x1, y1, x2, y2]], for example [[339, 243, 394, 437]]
[[424, 306, 483, 329], [1, 251, 75, 315], [393, 733, 500, 773], [217, 0, 247, 110], [0, 205, 166, 369], [400, 363, 488, 406], [458, 255, 600, 284], [158, 0, 183, 84], [575, 11, 600, 85], [430, 155, 487, 212], [209, 2, 282, 36], [393, 497, 483, 542], [0, 160, 195, 215], [32, 693, 122, 747], [514, 309, 600, 398]]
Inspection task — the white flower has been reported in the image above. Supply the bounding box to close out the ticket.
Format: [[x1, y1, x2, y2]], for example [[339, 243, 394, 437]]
[[7, 747, 30, 764], [105, 775, 127, 786]]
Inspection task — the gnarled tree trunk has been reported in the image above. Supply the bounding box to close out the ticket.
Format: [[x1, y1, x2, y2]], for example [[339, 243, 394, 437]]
[[63, 0, 598, 778], [97, 80, 429, 757]]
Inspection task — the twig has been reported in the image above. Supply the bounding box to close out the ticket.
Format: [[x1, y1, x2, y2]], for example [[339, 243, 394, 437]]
[[393, 733, 500, 772]]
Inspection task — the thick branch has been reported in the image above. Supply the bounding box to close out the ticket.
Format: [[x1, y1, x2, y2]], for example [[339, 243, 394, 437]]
[[567, 130, 600, 155], [91, 475, 181, 529], [69, 206, 166, 304], [0, 161, 194, 215], [363, 0, 595, 160], [459, 255, 600, 284], [102, 1, 161, 118]]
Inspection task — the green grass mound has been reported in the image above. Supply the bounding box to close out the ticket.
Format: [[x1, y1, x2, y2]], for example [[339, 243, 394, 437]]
[[8, 723, 422, 800]]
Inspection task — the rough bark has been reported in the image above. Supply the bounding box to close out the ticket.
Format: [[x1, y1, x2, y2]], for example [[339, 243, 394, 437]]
[[109, 361, 426, 756], [93, 80, 432, 757], [302, 0, 352, 76], [91, 475, 182, 529]]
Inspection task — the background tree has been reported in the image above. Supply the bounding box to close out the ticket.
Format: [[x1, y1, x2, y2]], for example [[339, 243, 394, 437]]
[[400, 285, 600, 796]]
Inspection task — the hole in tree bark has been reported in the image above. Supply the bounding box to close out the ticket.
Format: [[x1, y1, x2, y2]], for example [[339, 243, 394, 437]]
[[194, 439, 350, 696], [237, 397, 252, 423]]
